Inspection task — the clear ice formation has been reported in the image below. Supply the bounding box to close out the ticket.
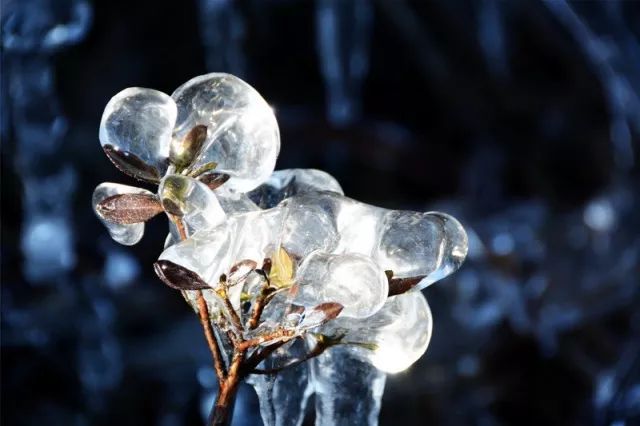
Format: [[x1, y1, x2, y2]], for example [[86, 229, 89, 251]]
[[171, 73, 280, 192], [94, 73, 468, 425], [92, 182, 155, 246], [311, 346, 386, 426], [97, 72, 279, 188]]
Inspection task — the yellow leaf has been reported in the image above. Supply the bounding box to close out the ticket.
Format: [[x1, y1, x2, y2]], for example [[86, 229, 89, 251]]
[[269, 247, 294, 288]]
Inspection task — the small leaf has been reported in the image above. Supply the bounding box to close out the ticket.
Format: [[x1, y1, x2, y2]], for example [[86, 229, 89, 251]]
[[161, 197, 184, 216], [387, 275, 425, 296], [298, 303, 344, 330], [312, 302, 344, 321], [103, 144, 162, 183], [198, 172, 230, 190], [269, 247, 294, 288], [96, 193, 163, 224], [189, 161, 218, 178], [170, 125, 208, 168], [227, 259, 258, 286], [153, 260, 210, 290], [347, 341, 379, 351], [261, 258, 272, 276]]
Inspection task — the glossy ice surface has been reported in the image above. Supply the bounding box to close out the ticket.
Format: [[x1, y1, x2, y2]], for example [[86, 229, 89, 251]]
[[95, 75, 468, 426]]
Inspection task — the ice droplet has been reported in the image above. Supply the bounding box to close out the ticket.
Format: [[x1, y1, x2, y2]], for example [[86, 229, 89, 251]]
[[295, 252, 388, 319], [172, 73, 280, 192], [375, 211, 468, 288], [99, 87, 176, 181], [330, 290, 433, 374], [92, 182, 154, 245]]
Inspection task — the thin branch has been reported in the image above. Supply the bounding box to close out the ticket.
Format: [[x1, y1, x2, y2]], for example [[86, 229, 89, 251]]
[[243, 339, 289, 371], [247, 276, 273, 330], [236, 328, 296, 351], [197, 290, 228, 380], [250, 340, 330, 375]]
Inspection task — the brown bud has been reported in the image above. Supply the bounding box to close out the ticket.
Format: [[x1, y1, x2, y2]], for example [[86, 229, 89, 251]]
[[103, 144, 162, 183], [96, 193, 163, 224], [170, 125, 208, 168], [312, 302, 344, 321], [153, 260, 210, 290], [387, 275, 425, 296], [199, 172, 230, 190]]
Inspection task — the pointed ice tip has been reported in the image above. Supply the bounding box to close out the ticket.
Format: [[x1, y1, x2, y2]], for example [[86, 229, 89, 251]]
[[153, 260, 210, 290]]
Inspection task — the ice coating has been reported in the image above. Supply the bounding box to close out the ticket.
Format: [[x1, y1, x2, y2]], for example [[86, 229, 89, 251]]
[[249, 168, 344, 208], [158, 174, 225, 235], [159, 225, 232, 287], [295, 252, 388, 319], [311, 346, 386, 426], [375, 211, 468, 288], [171, 73, 280, 192], [329, 290, 433, 374], [277, 196, 340, 260], [226, 209, 281, 270], [247, 339, 312, 426], [214, 185, 260, 214], [99, 88, 176, 181], [92, 182, 154, 245], [287, 192, 467, 283]]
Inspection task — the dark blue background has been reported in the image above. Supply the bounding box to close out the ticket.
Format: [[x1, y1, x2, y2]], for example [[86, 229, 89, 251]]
[[2, 1, 639, 425]]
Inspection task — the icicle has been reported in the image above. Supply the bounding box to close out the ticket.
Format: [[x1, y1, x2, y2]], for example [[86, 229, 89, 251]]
[[310, 346, 386, 426]]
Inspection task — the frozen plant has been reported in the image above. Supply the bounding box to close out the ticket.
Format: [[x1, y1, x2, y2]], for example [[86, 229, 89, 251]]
[[92, 73, 468, 425]]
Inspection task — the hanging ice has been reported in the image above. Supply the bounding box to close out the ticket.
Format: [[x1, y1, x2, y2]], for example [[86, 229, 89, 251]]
[[311, 346, 386, 426]]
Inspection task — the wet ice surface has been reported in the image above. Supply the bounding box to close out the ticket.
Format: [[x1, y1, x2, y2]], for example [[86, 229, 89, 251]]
[[157, 166, 467, 425], [92, 182, 155, 246], [172, 73, 280, 192]]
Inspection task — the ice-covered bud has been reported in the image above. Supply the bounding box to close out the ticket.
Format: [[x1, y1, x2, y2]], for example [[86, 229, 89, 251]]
[[159, 174, 225, 235], [158, 224, 233, 287], [100, 88, 176, 182], [171, 73, 280, 192], [169, 124, 208, 170], [92, 182, 157, 245]]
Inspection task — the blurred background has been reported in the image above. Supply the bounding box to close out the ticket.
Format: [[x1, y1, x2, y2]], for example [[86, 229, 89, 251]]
[[2, 0, 640, 425]]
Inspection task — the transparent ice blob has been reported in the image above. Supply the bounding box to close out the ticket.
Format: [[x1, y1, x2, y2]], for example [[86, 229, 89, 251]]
[[375, 211, 468, 288], [249, 168, 344, 209], [92, 182, 155, 245], [159, 174, 226, 235], [295, 252, 388, 319], [171, 73, 280, 192], [328, 290, 433, 374], [99, 88, 176, 182]]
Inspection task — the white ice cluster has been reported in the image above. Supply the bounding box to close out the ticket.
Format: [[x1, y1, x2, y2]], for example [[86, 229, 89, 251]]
[[92, 73, 468, 425]]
